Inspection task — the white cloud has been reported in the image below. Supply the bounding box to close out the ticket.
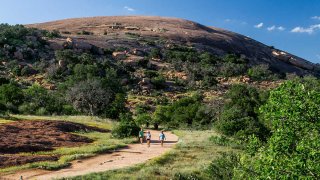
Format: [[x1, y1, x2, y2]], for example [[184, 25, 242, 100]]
[[291, 24, 320, 34], [278, 26, 285, 31], [267, 25, 276, 31], [317, 54, 320, 60], [267, 25, 285, 32], [224, 19, 231, 22], [311, 16, 320, 20], [124, 6, 135, 12], [254, 22, 264, 28]]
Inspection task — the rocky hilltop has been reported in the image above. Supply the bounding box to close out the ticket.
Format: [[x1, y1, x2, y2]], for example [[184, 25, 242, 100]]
[[28, 16, 318, 75]]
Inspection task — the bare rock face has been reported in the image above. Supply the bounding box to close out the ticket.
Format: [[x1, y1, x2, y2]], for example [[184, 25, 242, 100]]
[[272, 50, 314, 70], [27, 16, 319, 76]]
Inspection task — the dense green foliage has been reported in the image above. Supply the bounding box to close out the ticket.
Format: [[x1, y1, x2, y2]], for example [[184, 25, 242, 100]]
[[153, 93, 214, 129], [234, 79, 320, 179], [19, 85, 66, 115], [112, 113, 140, 138], [215, 84, 269, 139], [206, 153, 240, 180], [247, 64, 277, 81]]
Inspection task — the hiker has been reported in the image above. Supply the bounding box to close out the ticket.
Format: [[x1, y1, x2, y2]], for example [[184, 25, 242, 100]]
[[159, 131, 166, 147], [139, 128, 144, 144], [146, 131, 151, 147]]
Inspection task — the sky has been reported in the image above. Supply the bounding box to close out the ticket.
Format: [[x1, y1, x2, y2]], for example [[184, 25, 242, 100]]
[[0, 0, 319, 63]]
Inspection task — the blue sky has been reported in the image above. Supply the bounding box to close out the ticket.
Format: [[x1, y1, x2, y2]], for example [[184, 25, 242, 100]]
[[0, 0, 319, 63]]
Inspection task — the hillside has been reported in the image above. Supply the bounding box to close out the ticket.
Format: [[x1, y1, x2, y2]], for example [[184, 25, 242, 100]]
[[0, 16, 319, 179], [28, 16, 318, 75]]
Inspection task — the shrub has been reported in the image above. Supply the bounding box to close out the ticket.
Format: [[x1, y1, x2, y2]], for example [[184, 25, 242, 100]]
[[0, 77, 10, 85], [219, 62, 247, 77], [21, 85, 65, 115], [112, 113, 140, 138], [104, 93, 127, 119], [151, 75, 166, 89], [235, 79, 320, 179], [173, 172, 200, 180], [77, 30, 93, 35], [35, 107, 48, 115], [222, 54, 247, 64], [0, 102, 6, 114], [209, 135, 232, 146], [206, 153, 240, 180], [0, 83, 24, 106], [247, 64, 274, 81], [21, 66, 37, 76], [215, 84, 269, 140], [144, 70, 159, 78], [153, 94, 209, 128], [149, 48, 162, 59], [43, 30, 61, 38]]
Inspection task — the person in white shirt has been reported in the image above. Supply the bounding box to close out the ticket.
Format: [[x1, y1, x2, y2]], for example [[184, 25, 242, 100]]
[[146, 131, 151, 147]]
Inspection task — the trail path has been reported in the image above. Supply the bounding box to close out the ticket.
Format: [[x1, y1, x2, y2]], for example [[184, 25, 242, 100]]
[[1, 130, 178, 180]]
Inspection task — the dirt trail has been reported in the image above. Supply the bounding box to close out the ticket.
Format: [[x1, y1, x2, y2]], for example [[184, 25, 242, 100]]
[[1, 130, 178, 180]]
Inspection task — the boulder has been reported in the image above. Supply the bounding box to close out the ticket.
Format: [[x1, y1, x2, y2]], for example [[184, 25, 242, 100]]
[[112, 51, 127, 59], [272, 50, 314, 70]]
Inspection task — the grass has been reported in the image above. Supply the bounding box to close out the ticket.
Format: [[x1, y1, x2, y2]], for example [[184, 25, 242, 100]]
[[0, 115, 136, 174], [66, 130, 240, 180]]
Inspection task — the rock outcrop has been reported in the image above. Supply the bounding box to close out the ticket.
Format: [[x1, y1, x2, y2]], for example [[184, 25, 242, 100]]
[[27, 16, 319, 76]]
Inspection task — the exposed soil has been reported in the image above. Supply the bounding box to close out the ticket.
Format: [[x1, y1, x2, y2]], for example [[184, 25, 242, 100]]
[[0, 120, 107, 168], [0, 155, 58, 168], [1, 130, 179, 180]]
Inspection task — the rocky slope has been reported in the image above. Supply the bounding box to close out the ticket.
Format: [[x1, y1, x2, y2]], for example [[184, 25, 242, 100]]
[[28, 16, 318, 75]]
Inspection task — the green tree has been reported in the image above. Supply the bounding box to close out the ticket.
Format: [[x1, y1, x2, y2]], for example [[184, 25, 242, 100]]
[[67, 79, 111, 116], [112, 113, 140, 138], [235, 80, 320, 179], [215, 84, 269, 139], [0, 83, 24, 106]]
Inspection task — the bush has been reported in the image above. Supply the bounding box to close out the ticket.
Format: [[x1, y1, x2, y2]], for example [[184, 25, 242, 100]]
[[235, 79, 320, 179], [219, 62, 247, 77], [77, 30, 93, 35], [153, 94, 208, 128], [151, 75, 166, 89], [149, 48, 162, 59], [43, 30, 61, 38], [206, 153, 239, 180], [209, 135, 232, 146], [144, 70, 159, 78], [0, 102, 6, 114], [21, 85, 66, 115], [173, 172, 200, 180], [112, 113, 140, 138], [247, 64, 275, 81], [21, 66, 37, 76], [0, 77, 9, 85], [215, 84, 269, 140], [104, 93, 127, 119], [0, 83, 24, 106]]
